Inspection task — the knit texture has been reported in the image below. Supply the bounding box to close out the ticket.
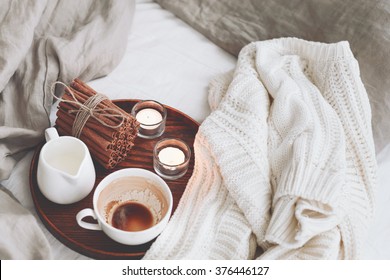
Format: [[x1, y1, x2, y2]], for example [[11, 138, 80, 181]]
[[144, 38, 376, 260]]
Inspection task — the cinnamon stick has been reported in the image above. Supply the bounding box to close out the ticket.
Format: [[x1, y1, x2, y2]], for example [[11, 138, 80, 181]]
[[55, 78, 139, 169]]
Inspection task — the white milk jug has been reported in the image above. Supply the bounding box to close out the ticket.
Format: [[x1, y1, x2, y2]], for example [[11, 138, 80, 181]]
[[37, 127, 96, 204]]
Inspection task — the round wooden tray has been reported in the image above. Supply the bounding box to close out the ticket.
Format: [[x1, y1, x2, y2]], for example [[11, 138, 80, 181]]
[[29, 99, 199, 259]]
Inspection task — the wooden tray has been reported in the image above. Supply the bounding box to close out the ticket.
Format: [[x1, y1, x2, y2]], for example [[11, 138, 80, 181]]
[[29, 99, 199, 259]]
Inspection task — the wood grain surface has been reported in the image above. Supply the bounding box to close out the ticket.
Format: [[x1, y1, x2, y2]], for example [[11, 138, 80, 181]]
[[29, 100, 199, 259]]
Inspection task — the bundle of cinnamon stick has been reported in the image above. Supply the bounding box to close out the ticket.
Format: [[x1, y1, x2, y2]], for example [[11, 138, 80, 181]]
[[55, 78, 139, 169]]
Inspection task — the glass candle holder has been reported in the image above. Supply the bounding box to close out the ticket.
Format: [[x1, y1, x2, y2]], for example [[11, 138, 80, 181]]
[[131, 100, 167, 139], [153, 138, 191, 180]]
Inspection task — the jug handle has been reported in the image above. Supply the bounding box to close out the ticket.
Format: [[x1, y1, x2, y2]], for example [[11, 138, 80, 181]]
[[45, 127, 60, 142]]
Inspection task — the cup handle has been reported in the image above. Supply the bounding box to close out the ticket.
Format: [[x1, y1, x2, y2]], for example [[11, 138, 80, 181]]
[[45, 127, 59, 142], [76, 208, 102, 231]]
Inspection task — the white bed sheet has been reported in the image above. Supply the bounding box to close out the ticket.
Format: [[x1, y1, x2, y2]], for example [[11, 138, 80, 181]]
[[84, 0, 235, 125], [2, 0, 390, 259]]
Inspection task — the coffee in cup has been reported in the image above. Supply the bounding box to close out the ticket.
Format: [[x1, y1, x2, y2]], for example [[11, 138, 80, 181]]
[[76, 168, 172, 245], [110, 201, 154, 231]]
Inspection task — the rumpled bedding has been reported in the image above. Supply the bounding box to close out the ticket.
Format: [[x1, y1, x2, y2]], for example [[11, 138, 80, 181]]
[[0, 0, 387, 260], [0, 0, 135, 259], [155, 0, 390, 154]]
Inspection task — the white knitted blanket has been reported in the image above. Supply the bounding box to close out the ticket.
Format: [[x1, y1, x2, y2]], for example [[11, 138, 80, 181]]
[[144, 38, 376, 259]]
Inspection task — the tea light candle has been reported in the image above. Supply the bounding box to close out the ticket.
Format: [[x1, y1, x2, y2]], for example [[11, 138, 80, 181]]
[[153, 138, 191, 180], [131, 100, 167, 139], [158, 147, 185, 166], [135, 108, 163, 130]]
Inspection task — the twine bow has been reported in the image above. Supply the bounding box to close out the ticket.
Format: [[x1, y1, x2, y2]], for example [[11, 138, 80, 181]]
[[51, 81, 126, 138]]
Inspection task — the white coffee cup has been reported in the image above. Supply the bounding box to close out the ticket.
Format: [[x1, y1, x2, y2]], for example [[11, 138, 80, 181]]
[[37, 127, 96, 204], [76, 168, 173, 245]]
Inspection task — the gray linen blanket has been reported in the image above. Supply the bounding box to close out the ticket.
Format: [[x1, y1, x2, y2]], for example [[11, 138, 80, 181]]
[[0, 0, 135, 259]]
